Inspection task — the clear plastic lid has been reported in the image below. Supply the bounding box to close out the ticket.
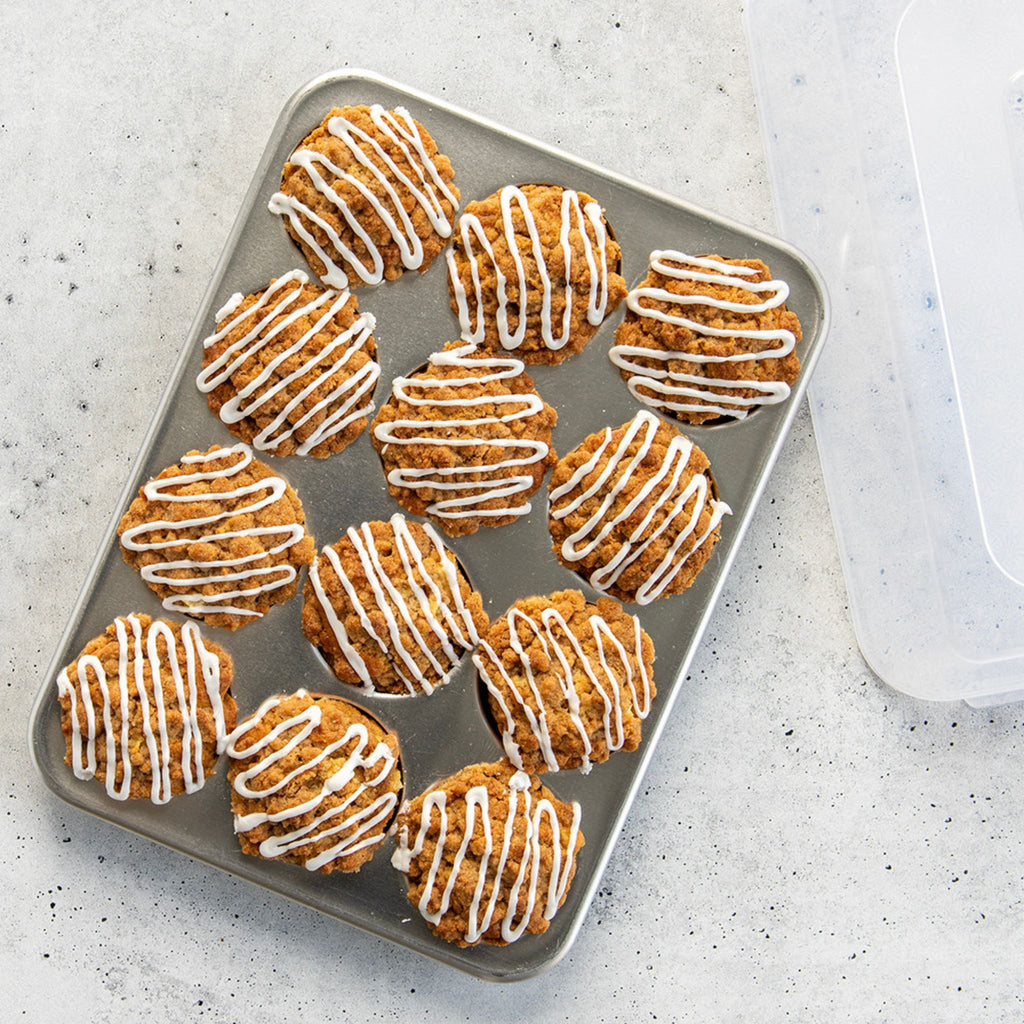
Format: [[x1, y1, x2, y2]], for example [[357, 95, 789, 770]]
[[897, 0, 1024, 586], [746, 0, 1024, 704]]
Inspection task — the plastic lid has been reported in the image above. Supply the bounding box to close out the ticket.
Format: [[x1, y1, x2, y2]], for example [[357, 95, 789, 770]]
[[897, 0, 1024, 585], [745, 0, 1024, 704]]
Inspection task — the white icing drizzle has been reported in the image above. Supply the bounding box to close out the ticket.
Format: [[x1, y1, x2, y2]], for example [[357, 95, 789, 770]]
[[609, 251, 797, 419], [225, 689, 399, 872], [391, 768, 582, 944], [447, 185, 613, 352], [55, 614, 230, 804], [268, 104, 459, 289], [474, 602, 653, 774], [308, 513, 481, 695], [549, 410, 732, 605], [196, 269, 379, 456], [119, 444, 308, 619], [372, 342, 551, 523]]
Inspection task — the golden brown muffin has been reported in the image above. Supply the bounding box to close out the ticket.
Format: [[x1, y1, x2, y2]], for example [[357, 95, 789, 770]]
[[55, 613, 236, 803], [118, 444, 315, 630], [370, 341, 557, 536], [269, 104, 460, 289], [446, 183, 628, 364], [391, 759, 584, 946], [610, 251, 802, 423], [474, 589, 655, 773], [548, 410, 731, 605], [301, 514, 488, 695], [197, 269, 379, 457], [226, 690, 402, 874]]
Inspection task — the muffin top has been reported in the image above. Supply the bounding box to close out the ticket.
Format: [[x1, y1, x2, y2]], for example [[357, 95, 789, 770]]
[[56, 613, 236, 803], [118, 444, 315, 629], [391, 759, 584, 946], [474, 589, 655, 774], [226, 689, 402, 874], [197, 269, 379, 458], [446, 183, 627, 364], [548, 410, 730, 604], [610, 251, 801, 423], [269, 104, 459, 289], [302, 514, 487, 695], [371, 341, 557, 536]]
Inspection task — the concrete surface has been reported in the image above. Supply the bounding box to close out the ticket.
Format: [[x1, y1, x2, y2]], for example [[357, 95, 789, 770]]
[[2, 1, 1021, 1020]]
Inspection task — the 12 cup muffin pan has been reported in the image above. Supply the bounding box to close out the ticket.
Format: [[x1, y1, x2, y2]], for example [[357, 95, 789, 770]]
[[28, 70, 829, 981]]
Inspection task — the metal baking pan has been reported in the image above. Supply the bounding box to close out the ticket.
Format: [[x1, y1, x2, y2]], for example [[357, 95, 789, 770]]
[[28, 69, 829, 981]]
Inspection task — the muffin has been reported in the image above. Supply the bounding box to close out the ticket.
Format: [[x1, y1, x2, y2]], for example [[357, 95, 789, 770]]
[[197, 269, 380, 457], [609, 250, 802, 423], [391, 759, 584, 946], [118, 443, 316, 629], [548, 410, 731, 604], [371, 341, 558, 536], [226, 689, 402, 874], [446, 183, 628, 364], [268, 104, 459, 289], [55, 613, 236, 803], [302, 514, 488, 695], [474, 589, 655, 774]]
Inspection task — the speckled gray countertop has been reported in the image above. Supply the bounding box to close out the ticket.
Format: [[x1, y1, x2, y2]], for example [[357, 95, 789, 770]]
[[3, 2, 1022, 1021]]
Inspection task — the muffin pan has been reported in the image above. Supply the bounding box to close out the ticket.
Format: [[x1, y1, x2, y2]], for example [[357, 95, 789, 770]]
[[29, 70, 829, 981]]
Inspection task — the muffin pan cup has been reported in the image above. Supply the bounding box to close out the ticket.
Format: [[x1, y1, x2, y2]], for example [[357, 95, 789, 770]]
[[28, 69, 829, 981]]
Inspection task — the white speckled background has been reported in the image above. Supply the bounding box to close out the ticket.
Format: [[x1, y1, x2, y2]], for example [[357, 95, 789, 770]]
[[3, 1, 1022, 1020]]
